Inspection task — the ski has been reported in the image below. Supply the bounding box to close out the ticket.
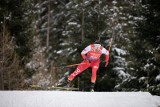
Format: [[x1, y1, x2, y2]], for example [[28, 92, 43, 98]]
[[50, 86, 79, 91], [30, 85, 79, 91]]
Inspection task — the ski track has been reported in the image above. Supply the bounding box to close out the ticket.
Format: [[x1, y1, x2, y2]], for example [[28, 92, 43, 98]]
[[0, 91, 159, 107]]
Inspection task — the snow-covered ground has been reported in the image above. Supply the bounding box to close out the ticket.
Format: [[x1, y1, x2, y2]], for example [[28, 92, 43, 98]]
[[0, 91, 159, 107]]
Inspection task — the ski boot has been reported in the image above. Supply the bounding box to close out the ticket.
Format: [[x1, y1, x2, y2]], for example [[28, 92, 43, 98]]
[[57, 79, 71, 87], [90, 83, 95, 92]]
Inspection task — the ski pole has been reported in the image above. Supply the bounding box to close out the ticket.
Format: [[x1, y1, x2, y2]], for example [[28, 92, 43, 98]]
[[57, 63, 87, 68], [66, 62, 89, 67], [65, 63, 81, 67], [108, 38, 113, 52]]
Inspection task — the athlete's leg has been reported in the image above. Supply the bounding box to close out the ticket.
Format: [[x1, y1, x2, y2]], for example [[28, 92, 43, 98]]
[[91, 60, 100, 83], [68, 60, 90, 81], [89, 60, 100, 91]]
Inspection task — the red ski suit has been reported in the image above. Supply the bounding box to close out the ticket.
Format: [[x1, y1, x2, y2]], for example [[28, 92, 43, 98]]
[[68, 44, 109, 83]]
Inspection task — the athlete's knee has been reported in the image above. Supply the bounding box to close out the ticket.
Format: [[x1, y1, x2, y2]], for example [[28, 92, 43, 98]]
[[93, 66, 98, 69]]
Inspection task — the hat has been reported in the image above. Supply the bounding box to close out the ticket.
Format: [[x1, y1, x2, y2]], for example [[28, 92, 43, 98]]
[[94, 40, 101, 44]]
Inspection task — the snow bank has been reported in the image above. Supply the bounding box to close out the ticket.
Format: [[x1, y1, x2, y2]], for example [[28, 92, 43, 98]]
[[0, 91, 159, 107]]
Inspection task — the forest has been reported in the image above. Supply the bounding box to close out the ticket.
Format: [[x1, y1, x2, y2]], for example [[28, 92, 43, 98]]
[[0, 0, 160, 95]]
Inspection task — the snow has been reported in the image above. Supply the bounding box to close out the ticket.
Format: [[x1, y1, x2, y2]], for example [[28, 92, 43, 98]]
[[139, 77, 146, 82], [59, 42, 70, 46], [113, 67, 128, 79], [114, 48, 126, 56], [57, 50, 63, 54], [0, 91, 159, 107], [156, 74, 160, 81], [112, 1, 117, 4]]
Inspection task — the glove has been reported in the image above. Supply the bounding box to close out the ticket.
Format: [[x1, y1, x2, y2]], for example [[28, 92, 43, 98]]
[[81, 54, 90, 62]]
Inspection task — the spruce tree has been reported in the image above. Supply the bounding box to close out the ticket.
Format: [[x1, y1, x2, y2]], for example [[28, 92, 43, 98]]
[[0, 0, 33, 63]]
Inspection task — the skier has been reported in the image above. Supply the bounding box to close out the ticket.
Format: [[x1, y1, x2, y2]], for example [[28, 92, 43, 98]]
[[68, 40, 109, 91]]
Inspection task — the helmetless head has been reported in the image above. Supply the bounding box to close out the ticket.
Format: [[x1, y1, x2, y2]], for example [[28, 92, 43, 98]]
[[93, 44, 101, 52]]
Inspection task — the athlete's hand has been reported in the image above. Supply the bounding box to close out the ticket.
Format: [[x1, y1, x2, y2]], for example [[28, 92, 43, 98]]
[[84, 58, 91, 63]]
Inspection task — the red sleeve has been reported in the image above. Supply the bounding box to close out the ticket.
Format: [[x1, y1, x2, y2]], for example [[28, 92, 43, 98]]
[[105, 53, 109, 62], [81, 53, 86, 59]]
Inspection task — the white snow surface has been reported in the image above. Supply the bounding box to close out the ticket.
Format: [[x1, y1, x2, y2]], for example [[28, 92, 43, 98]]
[[0, 91, 159, 107], [156, 74, 160, 81]]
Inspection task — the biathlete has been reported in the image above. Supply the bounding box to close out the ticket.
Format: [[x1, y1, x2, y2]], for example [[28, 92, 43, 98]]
[[68, 41, 109, 91]]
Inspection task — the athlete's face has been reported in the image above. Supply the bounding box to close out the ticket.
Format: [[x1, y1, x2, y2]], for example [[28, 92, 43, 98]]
[[94, 44, 101, 52]]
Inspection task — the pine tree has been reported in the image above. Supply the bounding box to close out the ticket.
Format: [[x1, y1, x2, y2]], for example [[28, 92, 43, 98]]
[[0, 0, 33, 63], [134, 0, 160, 95], [0, 22, 26, 90], [117, 0, 160, 95]]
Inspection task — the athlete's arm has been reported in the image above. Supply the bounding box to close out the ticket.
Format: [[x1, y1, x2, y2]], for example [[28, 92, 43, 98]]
[[81, 45, 91, 59], [101, 47, 109, 67]]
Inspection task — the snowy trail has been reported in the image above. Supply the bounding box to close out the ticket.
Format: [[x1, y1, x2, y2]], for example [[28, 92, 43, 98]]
[[0, 91, 159, 107]]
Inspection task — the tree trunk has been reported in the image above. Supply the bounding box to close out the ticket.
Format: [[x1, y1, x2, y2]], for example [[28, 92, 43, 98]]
[[46, 0, 51, 47], [0, 68, 4, 90], [81, 0, 85, 41]]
